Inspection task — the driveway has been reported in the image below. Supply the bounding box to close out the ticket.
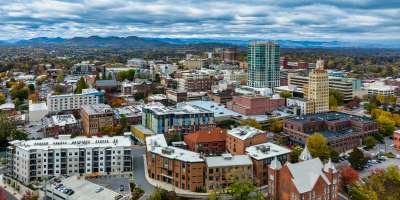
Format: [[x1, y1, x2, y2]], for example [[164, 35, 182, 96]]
[[131, 146, 155, 200]]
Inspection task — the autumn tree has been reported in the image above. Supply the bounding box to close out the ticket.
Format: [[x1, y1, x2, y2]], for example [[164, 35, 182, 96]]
[[290, 146, 303, 163], [279, 91, 292, 98], [268, 118, 283, 133], [0, 93, 6, 104], [340, 165, 359, 191], [240, 118, 262, 130], [329, 95, 338, 111], [377, 115, 395, 136], [306, 133, 330, 161]]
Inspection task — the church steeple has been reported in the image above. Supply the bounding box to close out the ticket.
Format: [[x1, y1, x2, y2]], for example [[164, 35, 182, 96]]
[[299, 146, 313, 161], [270, 156, 282, 170]]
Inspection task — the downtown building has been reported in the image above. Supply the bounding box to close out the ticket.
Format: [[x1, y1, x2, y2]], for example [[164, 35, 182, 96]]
[[142, 102, 215, 135], [47, 88, 104, 113], [247, 41, 280, 88], [81, 104, 114, 136], [7, 135, 132, 184]]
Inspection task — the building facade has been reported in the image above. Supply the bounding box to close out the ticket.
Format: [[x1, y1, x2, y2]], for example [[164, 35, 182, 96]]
[[283, 112, 378, 152], [142, 102, 215, 135], [227, 95, 285, 115], [303, 60, 330, 114], [81, 104, 114, 136], [247, 41, 280, 88], [184, 128, 227, 155], [393, 130, 400, 150], [43, 114, 81, 137], [177, 70, 215, 92], [7, 135, 132, 184], [47, 89, 104, 113]]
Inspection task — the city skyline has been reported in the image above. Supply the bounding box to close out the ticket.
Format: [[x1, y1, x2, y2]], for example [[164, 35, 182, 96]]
[[0, 0, 400, 42]]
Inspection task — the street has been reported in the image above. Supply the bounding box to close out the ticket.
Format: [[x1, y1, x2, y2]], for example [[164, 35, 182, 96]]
[[131, 146, 155, 200]]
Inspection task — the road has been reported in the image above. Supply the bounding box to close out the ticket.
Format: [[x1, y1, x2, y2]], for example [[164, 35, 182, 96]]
[[131, 146, 155, 200]]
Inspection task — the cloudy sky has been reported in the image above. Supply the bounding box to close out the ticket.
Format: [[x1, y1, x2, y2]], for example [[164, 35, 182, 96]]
[[0, 0, 400, 41]]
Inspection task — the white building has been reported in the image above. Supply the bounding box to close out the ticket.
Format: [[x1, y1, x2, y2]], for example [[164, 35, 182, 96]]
[[8, 134, 132, 184], [47, 88, 104, 113], [366, 82, 396, 96], [29, 101, 48, 122]]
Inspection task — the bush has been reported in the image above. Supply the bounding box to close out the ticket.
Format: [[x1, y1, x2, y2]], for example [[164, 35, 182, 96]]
[[384, 152, 396, 159]]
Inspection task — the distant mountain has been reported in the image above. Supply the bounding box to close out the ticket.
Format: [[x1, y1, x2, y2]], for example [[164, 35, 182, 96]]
[[0, 36, 399, 49]]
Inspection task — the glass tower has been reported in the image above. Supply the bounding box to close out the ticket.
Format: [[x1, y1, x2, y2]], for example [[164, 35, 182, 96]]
[[247, 41, 280, 88]]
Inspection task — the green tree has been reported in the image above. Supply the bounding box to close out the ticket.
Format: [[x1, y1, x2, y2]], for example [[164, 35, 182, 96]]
[[329, 95, 338, 111], [226, 178, 266, 200], [348, 148, 367, 170], [0, 93, 6, 104], [120, 114, 128, 132], [216, 119, 239, 129], [349, 183, 378, 200], [330, 89, 344, 105], [290, 146, 303, 163], [56, 74, 64, 83], [330, 149, 340, 163], [306, 133, 330, 160], [134, 92, 145, 101], [363, 136, 377, 149], [28, 84, 35, 92], [75, 76, 89, 94], [279, 91, 292, 98]]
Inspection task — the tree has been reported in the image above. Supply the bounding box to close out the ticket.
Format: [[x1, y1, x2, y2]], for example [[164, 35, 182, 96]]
[[363, 136, 377, 149], [330, 149, 340, 163], [376, 94, 385, 105], [340, 165, 359, 191], [377, 115, 395, 136], [348, 148, 367, 170], [28, 84, 35, 92], [306, 133, 330, 161], [279, 91, 292, 98], [99, 125, 113, 136], [330, 89, 344, 105], [75, 76, 88, 94], [290, 146, 303, 163], [349, 183, 378, 200], [110, 97, 125, 107], [147, 188, 179, 200], [240, 118, 262, 130], [120, 114, 128, 132], [56, 74, 64, 83], [216, 119, 239, 129], [329, 95, 338, 111], [269, 118, 283, 133], [226, 178, 265, 200], [0, 93, 6, 104]]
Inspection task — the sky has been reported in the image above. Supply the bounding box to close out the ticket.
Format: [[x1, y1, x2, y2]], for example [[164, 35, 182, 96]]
[[0, 0, 400, 41]]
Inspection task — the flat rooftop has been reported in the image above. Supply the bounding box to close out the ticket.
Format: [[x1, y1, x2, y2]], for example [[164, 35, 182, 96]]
[[245, 142, 291, 160], [82, 104, 113, 115], [11, 135, 132, 151], [289, 112, 374, 123], [227, 126, 264, 141], [206, 153, 252, 168], [143, 102, 213, 115], [47, 114, 77, 127]]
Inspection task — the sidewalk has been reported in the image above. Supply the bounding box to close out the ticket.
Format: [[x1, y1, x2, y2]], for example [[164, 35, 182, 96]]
[[0, 174, 23, 199], [142, 155, 209, 199]]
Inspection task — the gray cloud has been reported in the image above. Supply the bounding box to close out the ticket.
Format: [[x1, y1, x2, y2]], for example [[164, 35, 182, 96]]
[[0, 0, 399, 41]]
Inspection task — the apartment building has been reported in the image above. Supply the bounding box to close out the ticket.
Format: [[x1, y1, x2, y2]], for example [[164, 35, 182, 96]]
[[283, 112, 378, 152], [226, 95, 285, 115], [226, 126, 268, 155], [205, 153, 253, 191], [145, 135, 205, 192], [81, 104, 114, 136], [47, 88, 104, 113], [43, 114, 81, 137], [184, 128, 227, 156], [177, 70, 214, 92], [245, 143, 291, 187], [7, 135, 132, 184], [142, 102, 215, 135]]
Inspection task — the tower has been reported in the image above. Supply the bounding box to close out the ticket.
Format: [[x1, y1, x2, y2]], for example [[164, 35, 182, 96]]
[[304, 59, 329, 113], [247, 41, 280, 88], [299, 146, 313, 161], [268, 157, 282, 200]]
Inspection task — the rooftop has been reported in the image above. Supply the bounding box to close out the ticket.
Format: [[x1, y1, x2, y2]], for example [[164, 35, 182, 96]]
[[114, 105, 142, 118], [82, 104, 113, 115], [227, 126, 264, 141], [290, 112, 374, 124], [10, 135, 132, 151], [45, 175, 126, 200], [29, 102, 48, 112], [245, 142, 291, 160], [143, 102, 213, 115], [206, 153, 252, 168], [184, 128, 226, 143], [48, 114, 77, 127]]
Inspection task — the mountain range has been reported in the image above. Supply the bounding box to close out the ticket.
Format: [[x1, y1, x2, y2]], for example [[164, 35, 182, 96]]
[[0, 36, 398, 49]]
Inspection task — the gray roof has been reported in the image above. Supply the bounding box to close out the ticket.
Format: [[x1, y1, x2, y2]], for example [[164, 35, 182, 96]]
[[95, 80, 120, 87], [287, 158, 331, 194], [206, 153, 253, 168], [299, 146, 312, 161]]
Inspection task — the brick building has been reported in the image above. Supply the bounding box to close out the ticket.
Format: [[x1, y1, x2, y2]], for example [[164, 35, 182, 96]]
[[184, 128, 227, 155], [177, 70, 215, 92], [81, 104, 114, 136], [268, 149, 339, 200], [226, 126, 268, 155], [227, 95, 285, 115], [43, 114, 81, 137], [283, 112, 378, 152], [245, 143, 291, 187], [146, 135, 205, 192], [394, 130, 400, 150], [205, 153, 253, 191]]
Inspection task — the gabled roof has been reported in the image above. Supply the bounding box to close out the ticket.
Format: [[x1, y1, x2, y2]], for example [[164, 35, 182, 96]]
[[286, 158, 331, 194], [299, 146, 312, 161]]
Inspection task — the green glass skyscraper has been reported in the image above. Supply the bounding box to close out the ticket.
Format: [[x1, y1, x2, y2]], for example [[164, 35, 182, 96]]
[[247, 41, 280, 88]]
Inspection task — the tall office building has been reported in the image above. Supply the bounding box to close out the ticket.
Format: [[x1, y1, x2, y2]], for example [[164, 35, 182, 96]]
[[247, 41, 280, 88], [304, 59, 329, 113]]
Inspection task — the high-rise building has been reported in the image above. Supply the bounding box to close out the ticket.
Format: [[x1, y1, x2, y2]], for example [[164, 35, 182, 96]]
[[304, 59, 329, 113], [222, 47, 237, 64], [247, 41, 280, 88]]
